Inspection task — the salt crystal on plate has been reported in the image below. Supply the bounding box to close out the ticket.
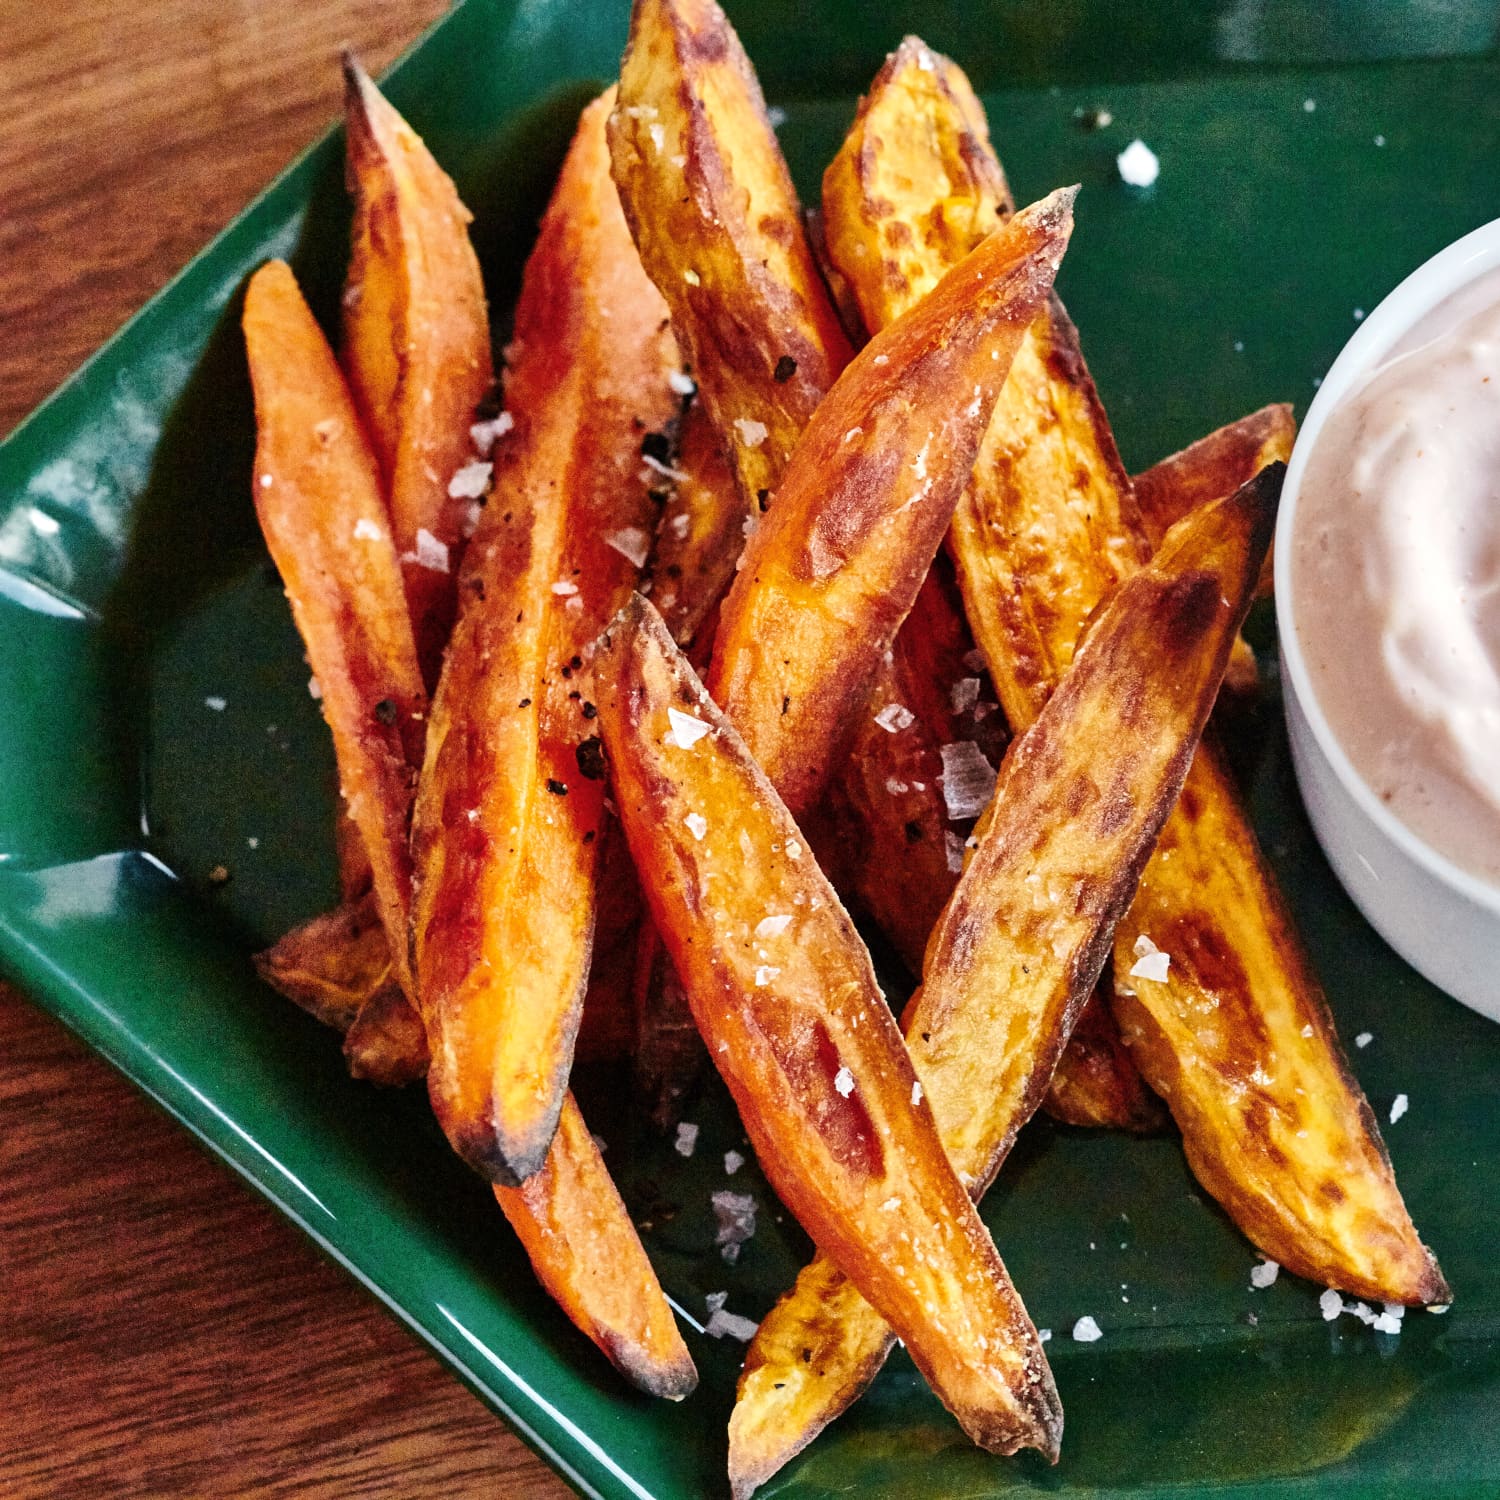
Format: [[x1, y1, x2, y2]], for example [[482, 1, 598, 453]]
[[1116, 139, 1159, 187], [605, 527, 651, 569], [940, 741, 997, 821], [734, 417, 768, 448], [712, 1190, 757, 1262], [874, 702, 915, 733], [1250, 1258, 1280, 1290], [1320, 1288, 1344, 1320], [724, 1150, 744, 1175], [1072, 1316, 1103, 1343], [1355, 1031, 1373, 1048], [705, 1308, 759, 1342], [1372, 1311, 1403, 1334], [447, 460, 492, 499], [674, 1122, 699, 1157], [755, 914, 792, 939], [1038, 1328, 1052, 1343], [667, 707, 710, 749], [308, 676, 323, 700], [945, 830, 966, 874], [705, 1291, 728, 1315], [833, 1066, 855, 1097], [1390, 1093, 1409, 1124], [685, 812, 708, 841]]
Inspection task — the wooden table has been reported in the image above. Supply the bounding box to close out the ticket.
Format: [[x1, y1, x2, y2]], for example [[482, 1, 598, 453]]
[[0, 6, 572, 1495]]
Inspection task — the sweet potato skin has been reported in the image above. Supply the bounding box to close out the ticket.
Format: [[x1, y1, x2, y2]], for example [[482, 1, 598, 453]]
[[254, 893, 392, 1032], [729, 468, 1281, 1499], [409, 92, 676, 1186], [344, 983, 430, 1086], [495, 1092, 697, 1398], [599, 594, 1060, 1460], [243, 260, 426, 997], [341, 57, 494, 686], [709, 190, 1075, 820], [1134, 403, 1296, 600], [609, 0, 853, 518], [1111, 748, 1449, 1304]]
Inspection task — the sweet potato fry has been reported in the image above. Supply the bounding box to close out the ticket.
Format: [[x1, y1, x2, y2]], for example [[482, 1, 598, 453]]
[[410, 92, 678, 1185], [1134, 403, 1296, 600], [709, 189, 1075, 819], [729, 468, 1281, 1499], [609, 0, 854, 520], [826, 563, 1007, 972], [254, 892, 392, 1032], [820, 42, 1444, 1304], [341, 57, 494, 686], [494, 1093, 697, 1397], [243, 260, 426, 997], [344, 983, 430, 1086], [598, 594, 1060, 1461]]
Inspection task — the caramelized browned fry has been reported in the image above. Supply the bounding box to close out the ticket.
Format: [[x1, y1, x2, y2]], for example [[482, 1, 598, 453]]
[[341, 57, 494, 685], [1043, 989, 1168, 1133], [729, 468, 1281, 1498], [243, 260, 426, 997], [1134, 403, 1297, 599], [710, 190, 1075, 820], [254, 892, 391, 1032], [826, 563, 1007, 972], [598, 594, 1060, 1463], [609, 0, 854, 519], [495, 1094, 697, 1397], [344, 984, 430, 1087], [820, 37, 1443, 1306], [410, 91, 678, 1185]]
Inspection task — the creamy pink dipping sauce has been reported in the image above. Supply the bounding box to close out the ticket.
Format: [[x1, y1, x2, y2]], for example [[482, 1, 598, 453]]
[[1293, 266, 1500, 884]]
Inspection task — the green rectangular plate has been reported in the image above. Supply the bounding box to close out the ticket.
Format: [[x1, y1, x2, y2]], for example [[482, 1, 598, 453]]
[[2, 2, 1498, 1495]]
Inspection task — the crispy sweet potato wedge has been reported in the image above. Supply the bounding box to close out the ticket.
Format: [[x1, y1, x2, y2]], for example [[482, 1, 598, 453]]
[[820, 42, 1444, 1305], [709, 190, 1075, 819], [729, 468, 1282, 1498], [341, 57, 494, 686], [243, 260, 426, 996], [410, 92, 678, 1185], [609, 0, 854, 520], [1134, 403, 1296, 600], [254, 892, 392, 1032], [598, 594, 1060, 1461], [494, 1092, 697, 1397], [1110, 748, 1448, 1303]]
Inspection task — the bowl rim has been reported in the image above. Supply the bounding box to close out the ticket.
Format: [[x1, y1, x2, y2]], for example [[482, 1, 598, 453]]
[[1274, 214, 1500, 918]]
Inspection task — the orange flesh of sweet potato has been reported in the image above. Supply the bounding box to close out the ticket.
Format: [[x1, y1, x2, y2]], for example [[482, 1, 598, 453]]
[[341, 57, 494, 688], [821, 39, 1444, 1306], [409, 92, 678, 1186], [708, 190, 1075, 821], [254, 892, 392, 1032], [609, 0, 854, 521], [728, 468, 1281, 1498], [598, 594, 1061, 1461], [494, 1092, 697, 1398], [243, 260, 426, 998], [1134, 402, 1296, 601]]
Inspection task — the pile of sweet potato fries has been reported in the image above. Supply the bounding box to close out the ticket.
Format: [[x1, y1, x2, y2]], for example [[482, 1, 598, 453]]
[[242, 1, 1447, 1490]]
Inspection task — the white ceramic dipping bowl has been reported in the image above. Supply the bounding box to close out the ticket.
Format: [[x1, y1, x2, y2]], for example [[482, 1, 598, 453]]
[[1276, 217, 1500, 1022]]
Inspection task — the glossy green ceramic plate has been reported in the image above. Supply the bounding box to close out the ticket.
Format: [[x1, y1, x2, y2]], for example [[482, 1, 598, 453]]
[[2, 2, 1499, 1495]]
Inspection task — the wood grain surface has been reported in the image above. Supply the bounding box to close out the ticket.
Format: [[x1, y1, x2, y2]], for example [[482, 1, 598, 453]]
[[0, 4, 573, 1495]]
